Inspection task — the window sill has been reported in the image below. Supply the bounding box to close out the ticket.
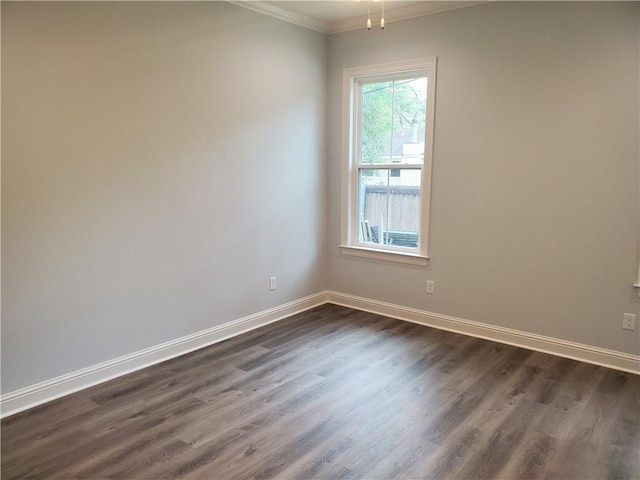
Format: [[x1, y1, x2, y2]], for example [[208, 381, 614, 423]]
[[339, 245, 429, 266]]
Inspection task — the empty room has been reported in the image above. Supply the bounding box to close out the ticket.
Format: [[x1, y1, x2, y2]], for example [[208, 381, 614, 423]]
[[2, 1, 639, 478]]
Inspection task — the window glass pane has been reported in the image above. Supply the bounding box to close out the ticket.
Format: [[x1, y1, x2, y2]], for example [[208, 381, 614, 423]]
[[358, 168, 421, 248], [361, 77, 427, 166]]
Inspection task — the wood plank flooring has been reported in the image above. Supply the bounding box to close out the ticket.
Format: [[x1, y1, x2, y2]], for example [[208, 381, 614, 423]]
[[2, 304, 639, 479]]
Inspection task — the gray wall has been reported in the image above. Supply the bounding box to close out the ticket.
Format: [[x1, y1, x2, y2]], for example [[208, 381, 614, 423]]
[[2, 1, 639, 396], [1, 2, 328, 393], [327, 2, 640, 355]]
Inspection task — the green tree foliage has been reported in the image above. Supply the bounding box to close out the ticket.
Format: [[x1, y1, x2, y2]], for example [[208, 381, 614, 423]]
[[361, 78, 427, 165]]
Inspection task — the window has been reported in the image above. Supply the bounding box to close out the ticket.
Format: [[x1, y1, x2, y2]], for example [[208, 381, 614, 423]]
[[340, 58, 437, 265]]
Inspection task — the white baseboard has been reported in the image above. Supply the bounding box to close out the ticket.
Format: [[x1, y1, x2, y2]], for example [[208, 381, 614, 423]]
[[0, 292, 328, 419], [326, 291, 640, 375], [3, 289, 637, 418]]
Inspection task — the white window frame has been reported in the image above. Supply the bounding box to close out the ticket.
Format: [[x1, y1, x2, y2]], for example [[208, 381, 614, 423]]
[[340, 57, 437, 266]]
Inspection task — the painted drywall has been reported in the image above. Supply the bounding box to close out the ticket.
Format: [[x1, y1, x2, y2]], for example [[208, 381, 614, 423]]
[[2, 0, 639, 399], [327, 1, 640, 355], [1, 2, 328, 393]]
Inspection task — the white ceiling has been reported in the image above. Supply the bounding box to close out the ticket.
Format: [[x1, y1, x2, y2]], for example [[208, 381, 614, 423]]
[[230, 1, 486, 34], [267, 1, 423, 23]]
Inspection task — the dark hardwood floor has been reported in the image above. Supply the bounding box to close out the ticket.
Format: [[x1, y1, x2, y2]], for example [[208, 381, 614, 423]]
[[2, 304, 639, 479]]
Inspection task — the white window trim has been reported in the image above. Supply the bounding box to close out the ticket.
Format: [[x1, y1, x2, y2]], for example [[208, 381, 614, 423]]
[[340, 57, 437, 266]]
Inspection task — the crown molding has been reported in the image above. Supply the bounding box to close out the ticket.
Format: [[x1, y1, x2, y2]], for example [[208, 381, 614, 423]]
[[229, 1, 488, 36], [227, 1, 331, 33], [328, 1, 487, 34]]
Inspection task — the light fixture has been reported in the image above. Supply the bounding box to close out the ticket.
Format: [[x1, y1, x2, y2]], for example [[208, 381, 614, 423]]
[[366, 0, 384, 30]]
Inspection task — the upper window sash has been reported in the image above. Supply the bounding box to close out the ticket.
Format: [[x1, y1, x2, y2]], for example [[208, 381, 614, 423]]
[[355, 75, 428, 167]]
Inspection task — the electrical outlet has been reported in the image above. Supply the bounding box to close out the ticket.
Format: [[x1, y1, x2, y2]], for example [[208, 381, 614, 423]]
[[622, 313, 636, 331], [426, 280, 435, 294], [269, 277, 277, 291]]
